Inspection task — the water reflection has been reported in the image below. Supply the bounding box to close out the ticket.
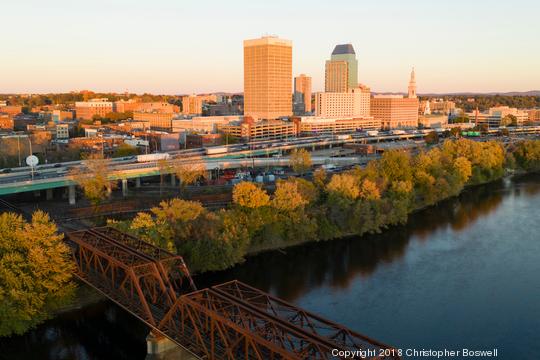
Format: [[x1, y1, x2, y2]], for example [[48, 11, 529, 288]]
[[198, 177, 516, 301], [0, 302, 147, 360]]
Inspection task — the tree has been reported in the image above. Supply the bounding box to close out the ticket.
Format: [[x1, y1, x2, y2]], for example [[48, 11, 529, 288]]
[[69, 153, 117, 208], [113, 143, 138, 158], [313, 168, 327, 188], [0, 211, 75, 336], [290, 148, 312, 175], [172, 157, 206, 195], [272, 180, 308, 211], [450, 127, 462, 137], [501, 114, 518, 127], [326, 174, 360, 200], [425, 131, 439, 145], [157, 158, 171, 196], [232, 182, 270, 208]]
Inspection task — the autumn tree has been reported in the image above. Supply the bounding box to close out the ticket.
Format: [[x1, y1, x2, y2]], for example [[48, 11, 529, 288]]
[[69, 153, 117, 208], [172, 157, 207, 195], [272, 180, 308, 211], [232, 182, 270, 208], [326, 173, 360, 200], [313, 168, 327, 188], [290, 148, 312, 175], [0, 211, 75, 336]]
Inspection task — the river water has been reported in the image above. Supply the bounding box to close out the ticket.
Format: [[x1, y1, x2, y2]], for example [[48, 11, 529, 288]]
[[1, 174, 540, 360]]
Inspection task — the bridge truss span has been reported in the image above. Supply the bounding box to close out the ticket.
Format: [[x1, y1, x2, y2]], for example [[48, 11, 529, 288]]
[[65, 227, 400, 360]]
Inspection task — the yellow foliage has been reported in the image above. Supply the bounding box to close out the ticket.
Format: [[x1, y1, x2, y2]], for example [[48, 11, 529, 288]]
[[232, 182, 270, 208]]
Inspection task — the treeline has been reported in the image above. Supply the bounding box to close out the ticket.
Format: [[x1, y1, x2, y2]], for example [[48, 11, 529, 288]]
[[0, 93, 181, 108], [110, 138, 537, 273], [425, 95, 540, 112]]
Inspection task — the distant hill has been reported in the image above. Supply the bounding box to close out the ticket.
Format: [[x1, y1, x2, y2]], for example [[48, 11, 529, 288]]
[[418, 91, 540, 97]]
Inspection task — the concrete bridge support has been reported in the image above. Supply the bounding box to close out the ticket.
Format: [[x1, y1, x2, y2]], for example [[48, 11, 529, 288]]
[[171, 174, 176, 187], [135, 177, 141, 188], [122, 179, 128, 197], [46, 188, 53, 200], [68, 185, 76, 205], [145, 331, 196, 360]]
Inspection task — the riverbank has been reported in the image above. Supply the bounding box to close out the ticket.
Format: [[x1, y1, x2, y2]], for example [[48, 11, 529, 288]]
[[108, 138, 517, 273]]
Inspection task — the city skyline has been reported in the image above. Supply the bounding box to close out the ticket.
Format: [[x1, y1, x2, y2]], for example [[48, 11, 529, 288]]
[[1, 0, 539, 94]]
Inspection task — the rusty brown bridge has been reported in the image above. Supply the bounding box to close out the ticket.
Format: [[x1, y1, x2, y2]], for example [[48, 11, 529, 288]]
[[65, 226, 400, 360]]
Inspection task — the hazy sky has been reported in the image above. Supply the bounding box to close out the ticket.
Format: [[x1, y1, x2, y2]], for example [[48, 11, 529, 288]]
[[1, 0, 539, 94]]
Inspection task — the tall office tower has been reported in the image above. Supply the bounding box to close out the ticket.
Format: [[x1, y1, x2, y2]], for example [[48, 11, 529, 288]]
[[408, 67, 417, 99], [294, 74, 312, 114], [243, 36, 292, 120], [325, 44, 358, 92]]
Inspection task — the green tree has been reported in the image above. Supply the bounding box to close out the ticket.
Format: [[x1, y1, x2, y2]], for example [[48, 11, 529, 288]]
[[501, 114, 518, 127], [113, 143, 138, 158], [0, 211, 75, 336], [512, 140, 540, 171], [425, 131, 439, 144], [157, 158, 171, 196], [290, 148, 312, 175]]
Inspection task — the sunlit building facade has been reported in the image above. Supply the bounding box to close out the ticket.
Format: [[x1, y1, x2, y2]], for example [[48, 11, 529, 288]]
[[243, 36, 292, 120]]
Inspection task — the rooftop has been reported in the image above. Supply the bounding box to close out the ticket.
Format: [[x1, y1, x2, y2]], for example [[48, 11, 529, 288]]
[[332, 44, 355, 55]]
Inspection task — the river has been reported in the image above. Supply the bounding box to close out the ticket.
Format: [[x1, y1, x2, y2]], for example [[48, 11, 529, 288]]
[[1, 174, 540, 360]]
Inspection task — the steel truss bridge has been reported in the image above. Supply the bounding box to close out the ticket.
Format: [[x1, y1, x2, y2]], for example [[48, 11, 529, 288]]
[[64, 226, 399, 359]]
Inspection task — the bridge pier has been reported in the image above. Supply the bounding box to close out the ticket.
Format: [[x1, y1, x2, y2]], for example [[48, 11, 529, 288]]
[[171, 174, 176, 186], [146, 331, 195, 360], [135, 177, 141, 188], [68, 185, 76, 205], [122, 179, 128, 197], [46, 188, 53, 200]]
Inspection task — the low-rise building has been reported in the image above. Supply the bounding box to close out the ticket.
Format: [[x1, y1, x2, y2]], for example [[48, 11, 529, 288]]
[[314, 86, 370, 118], [172, 116, 242, 133], [56, 124, 70, 139], [181, 94, 217, 115], [0, 105, 23, 116], [371, 95, 419, 129], [52, 110, 74, 122], [115, 100, 179, 114], [418, 114, 448, 128], [133, 112, 175, 131], [467, 106, 529, 127], [0, 114, 14, 130], [528, 109, 540, 123], [75, 99, 114, 120], [293, 116, 380, 135], [217, 117, 296, 141]]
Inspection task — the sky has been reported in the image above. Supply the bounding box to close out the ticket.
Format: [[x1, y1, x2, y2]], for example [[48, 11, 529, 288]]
[[1, 0, 539, 94]]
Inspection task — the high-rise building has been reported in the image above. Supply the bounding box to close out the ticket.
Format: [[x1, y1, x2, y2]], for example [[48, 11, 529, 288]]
[[408, 67, 417, 99], [315, 85, 371, 118], [325, 44, 358, 92], [294, 74, 312, 114], [325, 61, 349, 93], [243, 36, 292, 120]]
